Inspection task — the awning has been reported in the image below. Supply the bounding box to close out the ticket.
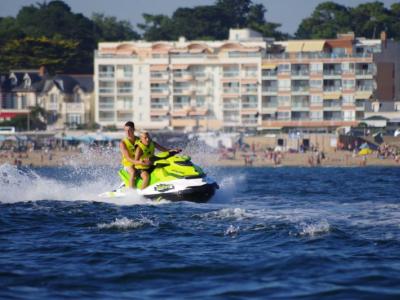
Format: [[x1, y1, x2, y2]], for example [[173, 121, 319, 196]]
[[171, 110, 188, 117], [171, 64, 189, 70], [150, 110, 169, 116], [323, 93, 341, 99], [240, 110, 258, 115], [302, 40, 326, 52], [241, 78, 258, 84], [262, 63, 277, 69], [0, 112, 27, 118], [189, 109, 208, 116], [150, 65, 168, 71], [286, 41, 304, 52]]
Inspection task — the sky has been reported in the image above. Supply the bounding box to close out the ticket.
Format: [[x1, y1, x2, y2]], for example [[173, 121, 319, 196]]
[[0, 0, 398, 34]]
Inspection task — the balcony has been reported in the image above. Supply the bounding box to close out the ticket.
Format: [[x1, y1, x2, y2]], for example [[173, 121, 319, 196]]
[[323, 70, 342, 76], [323, 86, 341, 92], [262, 70, 277, 78], [291, 86, 309, 92], [291, 70, 309, 77], [242, 118, 258, 125], [241, 103, 258, 109], [150, 103, 169, 110], [223, 103, 240, 110], [222, 71, 240, 78], [117, 88, 132, 94], [99, 103, 114, 110], [242, 87, 258, 94], [99, 72, 114, 79], [65, 102, 85, 113], [223, 88, 240, 94], [116, 101, 133, 110], [99, 88, 114, 94], [151, 87, 169, 95]]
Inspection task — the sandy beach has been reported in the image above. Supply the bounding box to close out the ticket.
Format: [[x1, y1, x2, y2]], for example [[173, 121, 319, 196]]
[[1, 148, 399, 168]]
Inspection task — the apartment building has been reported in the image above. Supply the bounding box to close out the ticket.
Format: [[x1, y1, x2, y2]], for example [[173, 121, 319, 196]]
[[94, 29, 400, 132]]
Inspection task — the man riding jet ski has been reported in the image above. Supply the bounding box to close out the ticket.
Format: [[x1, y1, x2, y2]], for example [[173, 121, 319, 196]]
[[100, 123, 218, 202]]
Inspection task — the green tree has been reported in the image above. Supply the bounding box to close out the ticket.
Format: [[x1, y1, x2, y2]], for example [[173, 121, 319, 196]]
[[350, 2, 393, 38], [0, 37, 81, 74], [295, 2, 352, 39], [92, 13, 140, 41]]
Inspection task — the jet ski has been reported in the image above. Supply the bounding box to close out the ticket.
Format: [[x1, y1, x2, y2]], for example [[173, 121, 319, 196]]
[[99, 151, 219, 202]]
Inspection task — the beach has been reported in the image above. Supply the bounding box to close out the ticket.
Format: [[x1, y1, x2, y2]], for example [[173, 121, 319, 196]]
[[1, 147, 399, 168]]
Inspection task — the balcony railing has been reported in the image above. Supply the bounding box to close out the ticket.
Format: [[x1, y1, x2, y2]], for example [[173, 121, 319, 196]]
[[223, 71, 239, 78], [151, 88, 169, 94], [117, 88, 132, 94], [291, 70, 309, 76], [262, 70, 277, 77], [99, 88, 114, 94], [355, 70, 374, 75], [99, 72, 114, 79], [356, 86, 373, 91], [223, 103, 240, 109], [242, 103, 258, 109], [323, 70, 342, 76], [323, 86, 341, 92], [151, 103, 169, 109], [292, 86, 309, 92], [223, 88, 240, 94]]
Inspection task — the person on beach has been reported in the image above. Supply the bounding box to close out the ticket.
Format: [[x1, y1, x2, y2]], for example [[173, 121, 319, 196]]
[[119, 121, 144, 189], [134, 131, 180, 189]]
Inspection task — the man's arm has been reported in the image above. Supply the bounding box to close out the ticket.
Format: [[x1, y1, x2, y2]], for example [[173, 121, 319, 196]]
[[120, 141, 141, 165], [134, 146, 151, 166]]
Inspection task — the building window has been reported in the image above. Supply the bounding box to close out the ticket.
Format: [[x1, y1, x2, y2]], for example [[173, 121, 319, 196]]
[[99, 65, 115, 78], [311, 95, 322, 105], [67, 114, 82, 124], [278, 79, 290, 91], [73, 93, 81, 103], [20, 95, 27, 108]]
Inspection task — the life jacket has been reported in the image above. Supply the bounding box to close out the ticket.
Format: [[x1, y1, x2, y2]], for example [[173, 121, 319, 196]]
[[121, 137, 137, 167], [135, 140, 155, 170]]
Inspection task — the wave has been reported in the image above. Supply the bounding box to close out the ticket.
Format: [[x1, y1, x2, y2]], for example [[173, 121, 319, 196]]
[[97, 216, 158, 230], [0, 164, 166, 206]]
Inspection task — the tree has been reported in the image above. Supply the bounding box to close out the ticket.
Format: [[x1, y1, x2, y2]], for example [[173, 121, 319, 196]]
[[92, 13, 140, 41], [295, 2, 352, 39], [350, 2, 393, 39], [0, 37, 82, 74], [138, 0, 286, 41]]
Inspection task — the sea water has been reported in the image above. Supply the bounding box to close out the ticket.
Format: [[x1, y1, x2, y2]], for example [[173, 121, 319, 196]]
[[0, 164, 400, 299]]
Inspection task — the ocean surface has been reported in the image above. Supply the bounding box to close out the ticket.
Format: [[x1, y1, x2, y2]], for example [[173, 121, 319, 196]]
[[1, 164, 400, 299]]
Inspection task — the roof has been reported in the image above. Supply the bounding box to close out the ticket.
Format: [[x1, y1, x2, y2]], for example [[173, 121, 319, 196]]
[[44, 74, 94, 94]]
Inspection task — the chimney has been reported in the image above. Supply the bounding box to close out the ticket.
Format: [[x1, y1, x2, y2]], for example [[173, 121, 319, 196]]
[[39, 65, 47, 77], [380, 31, 387, 48]]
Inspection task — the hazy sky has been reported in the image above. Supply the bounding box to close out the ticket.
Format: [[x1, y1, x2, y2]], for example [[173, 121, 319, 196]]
[[0, 0, 398, 34]]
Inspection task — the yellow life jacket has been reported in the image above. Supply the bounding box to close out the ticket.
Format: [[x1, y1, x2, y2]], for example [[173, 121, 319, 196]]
[[135, 140, 155, 170], [121, 137, 137, 167]]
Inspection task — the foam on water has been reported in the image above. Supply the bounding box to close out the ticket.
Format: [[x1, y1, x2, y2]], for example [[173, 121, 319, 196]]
[[97, 216, 158, 230], [0, 163, 166, 206]]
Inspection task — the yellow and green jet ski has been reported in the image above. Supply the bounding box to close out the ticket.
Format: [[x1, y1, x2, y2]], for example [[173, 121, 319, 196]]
[[99, 151, 219, 202]]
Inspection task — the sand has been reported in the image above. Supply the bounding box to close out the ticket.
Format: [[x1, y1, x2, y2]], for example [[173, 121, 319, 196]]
[[0, 149, 399, 168]]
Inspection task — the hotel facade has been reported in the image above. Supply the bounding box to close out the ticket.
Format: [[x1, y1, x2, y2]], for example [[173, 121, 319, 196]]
[[94, 29, 400, 132]]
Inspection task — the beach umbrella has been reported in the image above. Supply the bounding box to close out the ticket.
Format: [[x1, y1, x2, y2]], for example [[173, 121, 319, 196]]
[[77, 135, 95, 143], [62, 135, 77, 141], [358, 148, 373, 156], [5, 136, 18, 141]]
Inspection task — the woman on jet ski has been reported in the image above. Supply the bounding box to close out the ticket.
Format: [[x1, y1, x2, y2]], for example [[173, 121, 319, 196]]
[[134, 131, 181, 189]]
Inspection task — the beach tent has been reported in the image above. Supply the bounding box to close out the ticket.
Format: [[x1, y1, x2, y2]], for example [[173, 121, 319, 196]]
[[358, 148, 373, 155], [62, 135, 78, 141]]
